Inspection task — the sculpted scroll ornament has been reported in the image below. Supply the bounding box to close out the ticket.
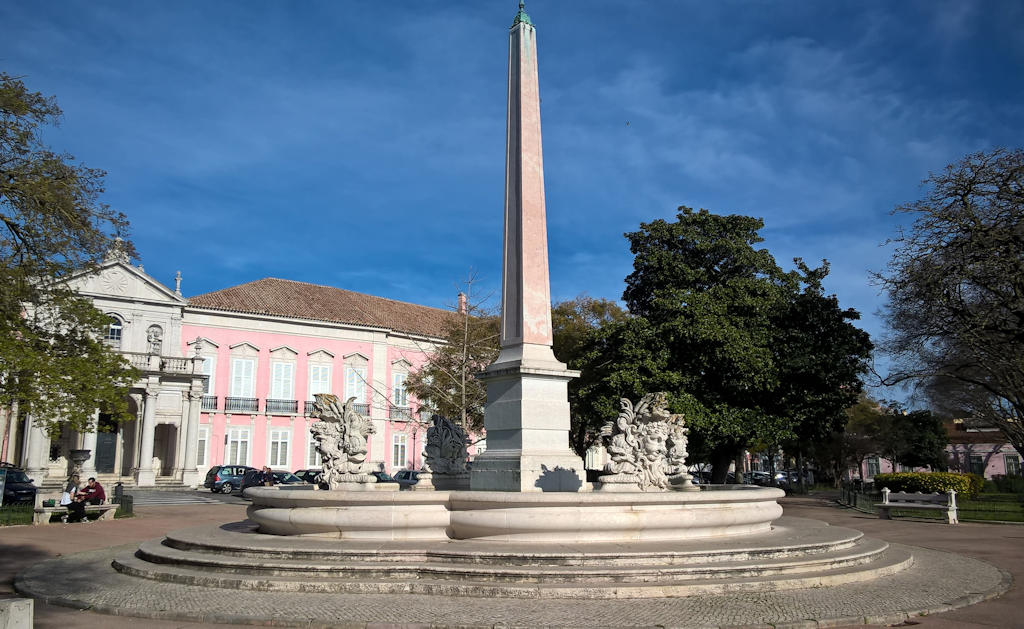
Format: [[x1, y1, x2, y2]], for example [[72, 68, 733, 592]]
[[310, 393, 376, 488], [422, 415, 469, 475], [598, 392, 695, 491]]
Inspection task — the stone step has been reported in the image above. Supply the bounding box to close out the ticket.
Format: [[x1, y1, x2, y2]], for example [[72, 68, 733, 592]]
[[111, 544, 914, 599], [132, 535, 890, 583], [160, 517, 865, 566]]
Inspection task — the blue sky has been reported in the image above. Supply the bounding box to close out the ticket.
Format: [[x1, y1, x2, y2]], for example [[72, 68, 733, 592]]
[[4, 1, 1022, 392]]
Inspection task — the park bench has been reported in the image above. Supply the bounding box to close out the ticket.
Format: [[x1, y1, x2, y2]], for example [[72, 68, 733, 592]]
[[32, 492, 117, 525], [875, 487, 959, 524]]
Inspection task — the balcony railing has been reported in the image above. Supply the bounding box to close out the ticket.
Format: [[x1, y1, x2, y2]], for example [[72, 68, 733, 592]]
[[266, 399, 298, 414], [304, 400, 371, 416], [122, 351, 200, 374], [201, 395, 218, 411], [389, 406, 412, 420], [225, 397, 259, 413]]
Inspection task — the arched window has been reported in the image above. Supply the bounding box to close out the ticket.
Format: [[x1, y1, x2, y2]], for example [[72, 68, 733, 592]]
[[103, 316, 123, 349]]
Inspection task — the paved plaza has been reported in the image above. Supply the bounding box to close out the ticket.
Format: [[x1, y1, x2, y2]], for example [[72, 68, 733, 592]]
[[0, 493, 1020, 628]]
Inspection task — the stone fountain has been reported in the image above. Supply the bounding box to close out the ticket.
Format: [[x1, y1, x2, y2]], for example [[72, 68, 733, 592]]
[[103, 4, 909, 600]]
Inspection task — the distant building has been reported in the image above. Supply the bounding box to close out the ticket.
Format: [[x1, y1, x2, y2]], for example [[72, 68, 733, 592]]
[[852, 420, 1020, 482], [2, 255, 458, 488]]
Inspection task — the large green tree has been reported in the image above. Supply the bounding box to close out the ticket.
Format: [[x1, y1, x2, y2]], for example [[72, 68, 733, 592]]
[[622, 208, 796, 479], [613, 207, 871, 481], [0, 72, 138, 435], [770, 261, 873, 486], [877, 148, 1024, 458]]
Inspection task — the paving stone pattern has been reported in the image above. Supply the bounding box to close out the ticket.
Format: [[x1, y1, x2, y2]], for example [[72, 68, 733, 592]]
[[16, 542, 1009, 628]]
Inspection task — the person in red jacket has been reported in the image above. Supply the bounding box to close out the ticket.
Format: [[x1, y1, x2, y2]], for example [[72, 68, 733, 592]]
[[67, 477, 106, 523]]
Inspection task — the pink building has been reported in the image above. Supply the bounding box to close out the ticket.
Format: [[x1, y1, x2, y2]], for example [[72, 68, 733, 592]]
[[5, 260, 457, 488], [852, 420, 1021, 481]]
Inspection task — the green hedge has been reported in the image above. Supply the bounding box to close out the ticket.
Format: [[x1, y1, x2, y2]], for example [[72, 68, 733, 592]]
[[874, 472, 984, 499]]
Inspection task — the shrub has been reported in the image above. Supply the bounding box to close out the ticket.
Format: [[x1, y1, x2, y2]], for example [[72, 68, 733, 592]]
[[992, 474, 1024, 494], [873, 471, 983, 499]]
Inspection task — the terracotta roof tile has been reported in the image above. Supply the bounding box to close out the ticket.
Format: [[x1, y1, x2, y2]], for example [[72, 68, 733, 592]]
[[187, 278, 454, 338]]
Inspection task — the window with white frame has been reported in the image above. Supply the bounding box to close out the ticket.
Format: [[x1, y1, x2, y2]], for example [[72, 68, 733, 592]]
[[103, 316, 123, 349], [202, 356, 216, 395], [306, 426, 322, 467], [866, 457, 880, 478], [392, 433, 408, 469], [230, 358, 255, 397], [970, 455, 985, 476], [226, 427, 250, 465], [271, 361, 295, 399], [1006, 454, 1021, 476], [392, 372, 408, 408], [268, 428, 290, 468], [309, 363, 332, 396], [345, 366, 367, 402], [196, 425, 209, 467]]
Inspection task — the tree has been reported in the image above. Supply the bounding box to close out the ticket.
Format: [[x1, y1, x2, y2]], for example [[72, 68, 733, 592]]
[[622, 208, 798, 480], [551, 296, 629, 455], [875, 404, 949, 471], [877, 148, 1024, 458], [615, 207, 872, 482], [770, 261, 873, 488], [843, 396, 886, 480], [0, 73, 138, 435], [405, 275, 498, 431]]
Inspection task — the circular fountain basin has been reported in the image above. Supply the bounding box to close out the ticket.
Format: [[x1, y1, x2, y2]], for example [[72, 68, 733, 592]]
[[245, 485, 784, 542]]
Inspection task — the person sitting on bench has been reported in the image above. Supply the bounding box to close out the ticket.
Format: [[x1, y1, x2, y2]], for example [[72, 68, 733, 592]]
[[67, 477, 106, 523]]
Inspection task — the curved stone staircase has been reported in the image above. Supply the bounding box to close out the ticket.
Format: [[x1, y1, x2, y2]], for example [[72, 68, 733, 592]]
[[111, 516, 913, 599]]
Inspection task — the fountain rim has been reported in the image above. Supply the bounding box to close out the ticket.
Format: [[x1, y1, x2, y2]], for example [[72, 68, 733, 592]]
[[245, 484, 785, 508]]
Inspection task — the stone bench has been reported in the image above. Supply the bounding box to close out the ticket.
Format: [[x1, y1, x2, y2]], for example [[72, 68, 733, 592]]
[[32, 493, 117, 525], [875, 487, 958, 524]]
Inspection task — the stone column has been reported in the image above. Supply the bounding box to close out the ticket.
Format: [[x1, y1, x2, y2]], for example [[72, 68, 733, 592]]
[[135, 385, 159, 486], [181, 388, 203, 487], [22, 415, 49, 481], [79, 409, 99, 479], [470, 4, 585, 492]]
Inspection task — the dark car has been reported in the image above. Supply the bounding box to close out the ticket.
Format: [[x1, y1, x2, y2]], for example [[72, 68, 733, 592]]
[[240, 469, 308, 495], [371, 471, 398, 484], [204, 465, 256, 493], [293, 469, 322, 484], [393, 470, 420, 487], [1, 467, 38, 505], [272, 471, 305, 485]]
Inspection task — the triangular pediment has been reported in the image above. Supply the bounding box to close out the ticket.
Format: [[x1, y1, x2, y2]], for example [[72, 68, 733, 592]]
[[69, 260, 185, 305]]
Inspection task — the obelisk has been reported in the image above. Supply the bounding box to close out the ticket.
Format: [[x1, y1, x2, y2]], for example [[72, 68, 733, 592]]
[[470, 3, 586, 492]]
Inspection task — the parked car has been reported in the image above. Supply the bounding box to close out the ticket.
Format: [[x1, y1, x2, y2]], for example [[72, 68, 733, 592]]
[[272, 471, 305, 485], [204, 465, 256, 493], [744, 471, 772, 486], [293, 469, 322, 484], [371, 471, 399, 484], [1, 467, 38, 505], [393, 470, 420, 487]]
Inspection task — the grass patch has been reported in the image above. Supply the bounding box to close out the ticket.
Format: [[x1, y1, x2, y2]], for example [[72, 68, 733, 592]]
[[880, 494, 1024, 523], [0, 504, 33, 526]]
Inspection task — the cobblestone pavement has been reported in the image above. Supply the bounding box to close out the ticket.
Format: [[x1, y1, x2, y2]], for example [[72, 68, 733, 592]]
[[14, 539, 1009, 627], [5, 495, 1020, 628]]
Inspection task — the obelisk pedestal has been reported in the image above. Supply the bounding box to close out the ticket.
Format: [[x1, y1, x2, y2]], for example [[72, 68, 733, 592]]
[[470, 4, 586, 492]]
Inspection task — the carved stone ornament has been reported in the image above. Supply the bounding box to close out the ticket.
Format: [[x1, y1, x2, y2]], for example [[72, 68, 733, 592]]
[[310, 393, 377, 488], [598, 392, 696, 492], [422, 415, 469, 475]]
